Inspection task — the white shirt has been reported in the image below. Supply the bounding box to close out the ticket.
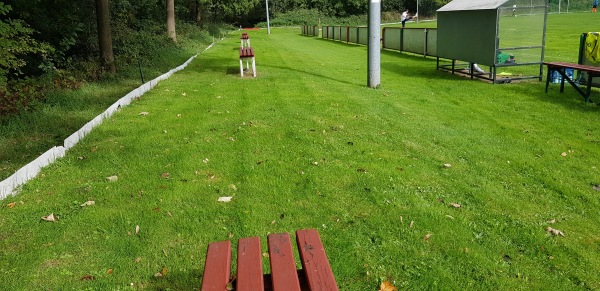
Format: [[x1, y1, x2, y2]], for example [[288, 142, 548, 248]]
[[401, 11, 409, 21]]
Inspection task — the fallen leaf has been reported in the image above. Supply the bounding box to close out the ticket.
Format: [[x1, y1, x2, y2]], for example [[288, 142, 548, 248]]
[[160, 266, 167, 276], [228, 184, 237, 191], [154, 272, 163, 278], [409, 221, 414, 228], [7, 202, 16, 208], [449, 203, 461, 208], [80, 275, 95, 281], [181, 92, 187, 96], [547, 219, 556, 224], [41, 213, 56, 222], [107, 268, 113, 274], [443, 163, 452, 168], [592, 185, 600, 191], [161, 173, 170, 179], [139, 112, 149, 116], [546, 226, 564, 236], [561, 152, 567, 157], [80, 201, 95, 207], [262, 252, 269, 258], [135, 257, 142, 263], [217, 196, 233, 202], [228, 232, 234, 238], [423, 233, 432, 241], [379, 280, 398, 291], [106, 175, 118, 182], [135, 225, 140, 235]]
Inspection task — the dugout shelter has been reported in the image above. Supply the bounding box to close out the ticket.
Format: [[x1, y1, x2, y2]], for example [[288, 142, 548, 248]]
[[436, 0, 548, 83]]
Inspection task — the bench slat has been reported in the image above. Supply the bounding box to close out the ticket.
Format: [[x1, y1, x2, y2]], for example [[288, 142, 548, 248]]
[[544, 62, 600, 74], [201, 241, 232, 291], [296, 229, 339, 291], [237, 237, 264, 291], [268, 233, 301, 291], [240, 47, 255, 58]]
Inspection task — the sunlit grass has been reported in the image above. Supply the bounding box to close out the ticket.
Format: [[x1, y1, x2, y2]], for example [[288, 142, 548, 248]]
[[1, 13, 600, 290]]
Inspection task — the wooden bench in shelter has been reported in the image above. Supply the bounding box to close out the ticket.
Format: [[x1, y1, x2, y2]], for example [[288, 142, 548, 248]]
[[239, 47, 256, 78], [241, 32, 251, 48], [544, 61, 600, 103], [201, 229, 338, 291]]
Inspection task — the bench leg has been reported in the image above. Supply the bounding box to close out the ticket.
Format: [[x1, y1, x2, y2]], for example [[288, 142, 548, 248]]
[[246, 58, 249, 70], [560, 68, 566, 93], [585, 74, 594, 103], [240, 59, 244, 77], [252, 57, 256, 77], [545, 68, 551, 93]]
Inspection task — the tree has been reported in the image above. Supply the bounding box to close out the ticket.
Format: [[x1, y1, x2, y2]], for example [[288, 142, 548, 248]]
[[95, 0, 115, 73], [167, 0, 177, 42], [0, 3, 52, 89]]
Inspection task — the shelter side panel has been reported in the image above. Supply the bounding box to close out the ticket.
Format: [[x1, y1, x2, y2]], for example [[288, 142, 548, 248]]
[[437, 10, 497, 66]]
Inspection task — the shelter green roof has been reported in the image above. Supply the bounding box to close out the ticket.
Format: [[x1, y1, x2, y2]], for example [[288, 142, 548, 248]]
[[437, 0, 510, 12]]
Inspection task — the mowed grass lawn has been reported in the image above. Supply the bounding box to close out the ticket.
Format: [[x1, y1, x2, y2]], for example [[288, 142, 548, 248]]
[[1, 13, 600, 290]]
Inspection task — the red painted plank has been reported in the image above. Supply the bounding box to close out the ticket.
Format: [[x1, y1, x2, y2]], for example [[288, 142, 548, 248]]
[[237, 237, 264, 291], [201, 240, 232, 291], [296, 229, 338, 291], [544, 62, 600, 74], [268, 233, 301, 291]]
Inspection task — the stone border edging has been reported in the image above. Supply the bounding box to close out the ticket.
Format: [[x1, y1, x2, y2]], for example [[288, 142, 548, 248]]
[[0, 41, 218, 200]]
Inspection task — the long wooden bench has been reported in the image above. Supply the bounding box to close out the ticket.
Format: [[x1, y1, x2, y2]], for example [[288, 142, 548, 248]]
[[201, 229, 338, 291], [239, 47, 256, 78], [544, 61, 600, 103]]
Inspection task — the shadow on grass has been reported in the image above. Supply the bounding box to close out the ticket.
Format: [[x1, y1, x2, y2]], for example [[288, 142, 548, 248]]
[[149, 268, 202, 290]]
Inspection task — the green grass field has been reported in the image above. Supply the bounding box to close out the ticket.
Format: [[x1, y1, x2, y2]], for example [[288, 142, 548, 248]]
[[1, 13, 600, 290]]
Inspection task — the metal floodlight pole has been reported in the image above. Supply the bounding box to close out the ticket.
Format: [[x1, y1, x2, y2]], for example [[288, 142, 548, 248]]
[[266, 0, 271, 34], [367, 0, 381, 88]]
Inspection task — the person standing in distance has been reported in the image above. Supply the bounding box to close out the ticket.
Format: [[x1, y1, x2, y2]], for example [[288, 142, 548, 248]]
[[593, 0, 598, 13]]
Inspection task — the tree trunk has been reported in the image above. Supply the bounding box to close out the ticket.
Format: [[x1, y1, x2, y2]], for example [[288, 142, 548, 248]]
[[167, 0, 177, 42], [95, 0, 115, 73], [193, 0, 202, 25]]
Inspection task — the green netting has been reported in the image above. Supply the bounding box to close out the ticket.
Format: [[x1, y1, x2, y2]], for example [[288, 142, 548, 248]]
[[357, 27, 368, 45], [383, 28, 402, 51]]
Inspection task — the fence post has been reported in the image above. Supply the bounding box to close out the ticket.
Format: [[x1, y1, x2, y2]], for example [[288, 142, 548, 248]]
[[424, 29, 428, 57]]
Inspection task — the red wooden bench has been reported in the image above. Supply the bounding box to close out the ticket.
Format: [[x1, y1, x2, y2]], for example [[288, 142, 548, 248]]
[[544, 61, 600, 103], [241, 32, 251, 48], [201, 229, 338, 291], [239, 47, 256, 77]]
